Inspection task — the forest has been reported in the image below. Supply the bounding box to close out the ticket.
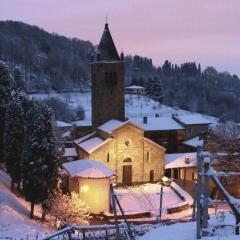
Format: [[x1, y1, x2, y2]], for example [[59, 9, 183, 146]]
[[0, 20, 240, 122]]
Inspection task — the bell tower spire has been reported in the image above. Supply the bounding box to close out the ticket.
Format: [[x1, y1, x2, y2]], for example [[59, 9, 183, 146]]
[[91, 22, 125, 129], [105, 15, 108, 24]]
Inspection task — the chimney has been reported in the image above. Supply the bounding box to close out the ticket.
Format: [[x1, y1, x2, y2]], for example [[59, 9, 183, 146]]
[[96, 52, 100, 61], [120, 52, 124, 61], [143, 116, 148, 124], [184, 157, 190, 164]]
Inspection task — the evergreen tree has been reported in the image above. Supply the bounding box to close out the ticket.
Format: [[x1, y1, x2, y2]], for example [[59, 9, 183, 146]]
[[146, 77, 163, 103], [0, 61, 13, 163], [22, 103, 59, 218], [198, 63, 201, 76], [4, 93, 25, 192], [13, 66, 26, 91]]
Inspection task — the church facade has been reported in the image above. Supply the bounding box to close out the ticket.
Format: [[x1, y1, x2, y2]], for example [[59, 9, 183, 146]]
[[74, 120, 165, 184]]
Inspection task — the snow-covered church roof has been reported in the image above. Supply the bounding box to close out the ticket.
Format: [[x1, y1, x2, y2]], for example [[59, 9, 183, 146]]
[[78, 137, 112, 154], [98, 119, 126, 134], [62, 160, 116, 178], [98, 119, 143, 134]]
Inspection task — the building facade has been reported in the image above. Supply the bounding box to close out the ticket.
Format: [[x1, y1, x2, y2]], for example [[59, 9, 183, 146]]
[[75, 120, 166, 185]]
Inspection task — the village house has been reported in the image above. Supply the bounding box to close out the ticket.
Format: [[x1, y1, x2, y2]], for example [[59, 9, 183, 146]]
[[164, 152, 240, 199], [130, 116, 186, 153], [172, 114, 212, 140], [125, 85, 146, 95], [165, 152, 198, 195]]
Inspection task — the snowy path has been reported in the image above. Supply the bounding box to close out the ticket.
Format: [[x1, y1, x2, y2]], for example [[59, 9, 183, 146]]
[[0, 170, 52, 240]]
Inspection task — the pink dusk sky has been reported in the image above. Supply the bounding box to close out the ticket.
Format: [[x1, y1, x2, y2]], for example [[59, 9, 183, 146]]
[[1, 0, 240, 75]]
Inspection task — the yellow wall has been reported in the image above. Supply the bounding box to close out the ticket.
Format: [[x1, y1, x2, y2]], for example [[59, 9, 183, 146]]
[[143, 139, 165, 182], [78, 178, 110, 214], [68, 176, 110, 214]]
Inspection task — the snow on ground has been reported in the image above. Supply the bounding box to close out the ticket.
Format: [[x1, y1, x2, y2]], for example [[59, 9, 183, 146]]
[[29, 92, 217, 124], [115, 183, 184, 215], [0, 170, 52, 240], [140, 213, 238, 240]]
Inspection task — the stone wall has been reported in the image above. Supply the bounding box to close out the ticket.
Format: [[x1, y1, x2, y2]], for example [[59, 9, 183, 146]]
[[91, 61, 125, 129], [143, 138, 165, 182], [86, 123, 165, 184]]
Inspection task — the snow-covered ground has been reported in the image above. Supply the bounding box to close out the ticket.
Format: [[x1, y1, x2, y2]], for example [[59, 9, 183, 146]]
[[115, 183, 189, 216], [0, 168, 236, 240], [140, 213, 238, 240], [0, 170, 52, 240], [29, 92, 217, 124]]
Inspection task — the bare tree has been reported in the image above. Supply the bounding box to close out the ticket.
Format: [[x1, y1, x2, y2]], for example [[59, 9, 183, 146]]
[[205, 122, 240, 172]]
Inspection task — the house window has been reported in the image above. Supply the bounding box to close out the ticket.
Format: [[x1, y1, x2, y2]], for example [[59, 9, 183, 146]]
[[147, 152, 151, 163], [105, 72, 117, 88], [107, 152, 110, 163], [125, 140, 130, 146], [192, 172, 197, 180], [123, 158, 132, 163], [150, 170, 154, 182], [105, 72, 108, 81]]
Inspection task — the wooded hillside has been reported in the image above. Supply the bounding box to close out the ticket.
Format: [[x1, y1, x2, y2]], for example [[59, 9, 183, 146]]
[[1, 20, 240, 122]]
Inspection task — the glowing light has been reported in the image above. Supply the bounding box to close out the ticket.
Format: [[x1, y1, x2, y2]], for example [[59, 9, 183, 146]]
[[81, 185, 89, 193]]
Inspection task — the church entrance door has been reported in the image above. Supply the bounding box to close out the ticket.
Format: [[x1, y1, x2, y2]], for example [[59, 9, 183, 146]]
[[122, 165, 132, 185]]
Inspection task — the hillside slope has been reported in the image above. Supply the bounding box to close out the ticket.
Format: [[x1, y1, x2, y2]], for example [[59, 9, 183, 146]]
[[0, 21, 94, 92], [1, 20, 240, 122], [0, 170, 52, 239]]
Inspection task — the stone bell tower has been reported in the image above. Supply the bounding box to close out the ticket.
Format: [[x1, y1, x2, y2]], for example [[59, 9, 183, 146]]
[[91, 23, 125, 129]]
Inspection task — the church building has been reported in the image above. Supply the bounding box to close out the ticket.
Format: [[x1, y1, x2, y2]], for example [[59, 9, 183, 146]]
[[74, 119, 165, 184], [71, 22, 166, 184]]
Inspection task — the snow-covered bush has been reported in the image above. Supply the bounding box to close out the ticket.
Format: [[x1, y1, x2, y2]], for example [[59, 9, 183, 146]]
[[75, 105, 85, 120], [42, 97, 85, 122], [46, 191, 90, 226], [42, 97, 75, 122]]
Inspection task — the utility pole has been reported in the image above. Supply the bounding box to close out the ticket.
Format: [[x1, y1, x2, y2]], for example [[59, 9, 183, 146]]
[[110, 183, 135, 240], [159, 186, 163, 223], [202, 155, 210, 229], [110, 183, 120, 240], [192, 180, 197, 221], [196, 146, 203, 239]]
